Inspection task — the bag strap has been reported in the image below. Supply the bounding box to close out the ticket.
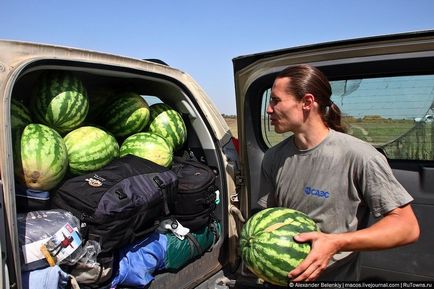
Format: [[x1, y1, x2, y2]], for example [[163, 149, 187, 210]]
[[185, 233, 204, 258], [207, 220, 220, 252], [185, 220, 221, 258], [153, 175, 171, 215]]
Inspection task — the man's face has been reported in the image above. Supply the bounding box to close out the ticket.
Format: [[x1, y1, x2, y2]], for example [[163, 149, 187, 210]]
[[267, 77, 304, 133]]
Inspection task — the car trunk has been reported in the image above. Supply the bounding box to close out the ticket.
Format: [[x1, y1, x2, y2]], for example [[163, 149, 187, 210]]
[[0, 40, 240, 289]]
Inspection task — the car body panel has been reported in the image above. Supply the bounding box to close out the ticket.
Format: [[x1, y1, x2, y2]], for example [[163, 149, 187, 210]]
[[0, 40, 241, 289]]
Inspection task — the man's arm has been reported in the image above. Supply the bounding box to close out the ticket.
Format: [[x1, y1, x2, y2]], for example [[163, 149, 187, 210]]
[[288, 203, 420, 281]]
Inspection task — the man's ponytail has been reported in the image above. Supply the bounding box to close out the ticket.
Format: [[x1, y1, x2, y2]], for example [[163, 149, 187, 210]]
[[325, 103, 346, 133]]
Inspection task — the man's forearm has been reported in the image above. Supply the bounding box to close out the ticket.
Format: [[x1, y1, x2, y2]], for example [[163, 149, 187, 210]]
[[334, 204, 419, 252]]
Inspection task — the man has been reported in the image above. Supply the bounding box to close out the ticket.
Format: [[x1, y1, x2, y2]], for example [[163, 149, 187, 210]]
[[258, 64, 419, 281]]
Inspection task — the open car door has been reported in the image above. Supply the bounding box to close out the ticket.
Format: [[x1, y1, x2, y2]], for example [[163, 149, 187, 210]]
[[233, 30, 434, 281]]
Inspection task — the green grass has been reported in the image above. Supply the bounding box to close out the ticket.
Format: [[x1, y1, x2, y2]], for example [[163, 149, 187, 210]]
[[344, 120, 415, 144], [262, 118, 433, 160]]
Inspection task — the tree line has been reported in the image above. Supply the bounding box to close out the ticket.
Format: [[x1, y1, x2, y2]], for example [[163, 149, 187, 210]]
[[222, 114, 236, 119]]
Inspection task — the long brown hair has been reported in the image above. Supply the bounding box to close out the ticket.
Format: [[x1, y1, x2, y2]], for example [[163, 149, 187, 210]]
[[276, 64, 346, 133]]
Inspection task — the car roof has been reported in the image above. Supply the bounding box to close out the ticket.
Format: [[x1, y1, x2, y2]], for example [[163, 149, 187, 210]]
[[232, 30, 434, 73]]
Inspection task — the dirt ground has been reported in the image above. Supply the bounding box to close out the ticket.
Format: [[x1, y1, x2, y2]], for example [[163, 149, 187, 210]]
[[224, 118, 238, 138]]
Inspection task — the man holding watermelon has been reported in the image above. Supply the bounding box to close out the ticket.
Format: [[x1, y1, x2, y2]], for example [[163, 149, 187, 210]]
[[258, 64, 420, 282]]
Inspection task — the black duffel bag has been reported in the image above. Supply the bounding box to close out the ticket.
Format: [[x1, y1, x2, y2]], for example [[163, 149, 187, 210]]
[[51, 154, 178, 254], [169, 156, 218, 231]]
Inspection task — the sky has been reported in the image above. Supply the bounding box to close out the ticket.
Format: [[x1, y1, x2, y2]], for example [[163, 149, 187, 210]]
[[1, 0, 434, 115]]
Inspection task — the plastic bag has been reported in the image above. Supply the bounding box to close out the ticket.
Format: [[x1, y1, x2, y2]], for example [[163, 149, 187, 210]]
[[17, 209, 85, 271]]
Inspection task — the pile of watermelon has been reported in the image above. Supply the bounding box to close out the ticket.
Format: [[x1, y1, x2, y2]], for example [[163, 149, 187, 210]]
[[240, 207, 318, 286], [12, 70, 187, 191]]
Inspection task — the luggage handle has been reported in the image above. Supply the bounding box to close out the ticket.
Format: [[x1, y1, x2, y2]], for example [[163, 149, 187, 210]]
[[153, 176, 171, 215], [153, 176, 165, 188]]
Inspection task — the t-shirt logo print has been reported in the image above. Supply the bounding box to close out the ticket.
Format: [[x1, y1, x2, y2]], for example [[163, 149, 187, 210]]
[[304, 186, 330, 199]]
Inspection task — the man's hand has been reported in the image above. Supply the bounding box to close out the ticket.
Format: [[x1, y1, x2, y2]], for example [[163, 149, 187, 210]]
[[288, 231, 341, 281]]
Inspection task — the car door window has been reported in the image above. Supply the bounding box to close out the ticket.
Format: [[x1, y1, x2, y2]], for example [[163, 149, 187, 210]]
[[261, 74, 434, 160]]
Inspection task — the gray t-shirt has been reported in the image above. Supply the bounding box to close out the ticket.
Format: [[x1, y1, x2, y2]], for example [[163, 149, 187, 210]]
[[258, 129, 413, 279]]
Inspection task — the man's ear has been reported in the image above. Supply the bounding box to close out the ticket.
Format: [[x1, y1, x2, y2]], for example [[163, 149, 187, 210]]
[[302, 93, 315, 110]]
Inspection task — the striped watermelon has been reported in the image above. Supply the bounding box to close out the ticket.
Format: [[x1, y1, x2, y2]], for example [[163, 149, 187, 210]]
[[120, 132, 173, 167], [147, 103, 187, 151], [63, 126, 120, 175], [240, 207, 318, 286], [15, 124, 68, 191], [32, 70, 89, 134], [11, 98, 32, 131], [102, 92, 150, 138], [11, 99, 33, 174]]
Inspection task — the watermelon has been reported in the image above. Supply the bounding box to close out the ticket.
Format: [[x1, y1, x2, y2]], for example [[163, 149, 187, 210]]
[[147, 103, 187, 151], [63, 126, 120, 175], [120, 132, 173, 167], [240, 207, 318, 286], [32, 70, 89, 134], [15, 123, 68, 191], [86, 87, 115, 122], [11, 98, 32, 131], [11, 99, 33, 177], [102, 92, 150, 138]]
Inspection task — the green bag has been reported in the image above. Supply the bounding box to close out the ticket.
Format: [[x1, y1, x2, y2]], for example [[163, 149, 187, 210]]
[[164, 221, 221, 270]]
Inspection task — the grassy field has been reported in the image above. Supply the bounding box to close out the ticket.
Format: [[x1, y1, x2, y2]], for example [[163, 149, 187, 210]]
[[226, 116, 433, 160]]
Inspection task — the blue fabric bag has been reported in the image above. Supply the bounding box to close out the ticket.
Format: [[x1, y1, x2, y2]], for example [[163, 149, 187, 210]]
[[110, 232, 167, 288]]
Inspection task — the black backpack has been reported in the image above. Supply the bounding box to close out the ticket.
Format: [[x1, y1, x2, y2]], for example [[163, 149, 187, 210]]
[[169, 156, 218, 231], [51, 154, 178, 254]]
